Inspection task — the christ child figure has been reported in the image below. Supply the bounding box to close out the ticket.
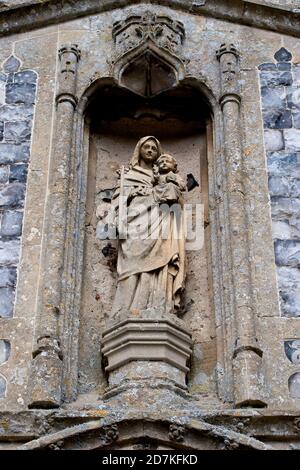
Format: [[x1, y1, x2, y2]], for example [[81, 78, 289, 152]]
[[153, 153, 186, 204]]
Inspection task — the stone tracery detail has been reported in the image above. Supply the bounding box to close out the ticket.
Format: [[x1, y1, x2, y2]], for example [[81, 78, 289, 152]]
[[111, 11, 186, 97]]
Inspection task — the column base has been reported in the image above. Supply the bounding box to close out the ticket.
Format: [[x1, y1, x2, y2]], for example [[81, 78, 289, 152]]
[[233, 348, 267, 408], [28, 337, 62, 409]]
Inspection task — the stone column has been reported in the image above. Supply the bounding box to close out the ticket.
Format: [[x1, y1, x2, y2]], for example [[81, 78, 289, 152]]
[[29, 44, 80, 408], [216, 44, 266, 407]]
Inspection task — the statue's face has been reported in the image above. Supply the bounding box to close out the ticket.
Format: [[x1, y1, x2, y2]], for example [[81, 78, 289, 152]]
[[157, 154, 176, 174], [140, 139, 159, 165]]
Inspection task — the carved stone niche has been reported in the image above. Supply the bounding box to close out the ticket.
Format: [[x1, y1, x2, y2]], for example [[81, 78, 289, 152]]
[[111, 11, 186, 97]]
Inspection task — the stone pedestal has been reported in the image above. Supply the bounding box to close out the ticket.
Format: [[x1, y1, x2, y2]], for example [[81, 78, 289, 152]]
[[101, 315, 192, 397]]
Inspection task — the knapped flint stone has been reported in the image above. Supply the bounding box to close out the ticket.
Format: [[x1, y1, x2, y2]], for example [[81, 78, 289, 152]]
[[0, 121, 3, 141], [269, 176, 300, 198], [264, 130, 284, 152], [294, 64, 300, 83], [290, 179, 300, 198], [9, 163, 28, 183], [263, 109, 292, 129], [272, 219, 300, 240], [14, 70, 37, 85], [277, 267, 300, 317], [6, 82, 36, 105], [0, 375, 7, 398], [286, 86, 300, 111], [258, 63, 276, 71], [277, 63, 292, 71], [0, 182, 25, 207], [274, 239, 300, 268], [272, 220, 291, 240], [261, 86, 286, 110], [2, 55, 21, 74], [0, 239, 20, 265], [260, 71, 293, 88], [271, 197, 300, 219], [284, 129, 300, 151], [4, 120, 31, 143], [267, 153, 300, 177], [0, 143, 29, 164], [268, 176, 290, 197], [274, 47, 292, 63], [0, 286, 14, 318], [280, 290, 300, 317], [0, 266, 17, 287], [0, 104, 34, 121], [293, 112, 300, 128], [0, 340, 10, 365], [0, 210, 23, 237], [0, 166, 9, 184]]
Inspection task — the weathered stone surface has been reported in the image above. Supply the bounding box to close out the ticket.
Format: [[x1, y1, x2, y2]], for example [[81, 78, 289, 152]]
[[271, 196, 300, 219], [6, 83, 36, 105], [0, 210, 23, 237], [9, 163, 28, 183], [14, 71, 37, 85], [0, 1, 299, 444], [0, 143, 30, 164], [277, 266, 300, 317], [0, 340, 10, 364], [293, 112, 300, 128], [284, 129, 300, 151], [4, 120, 31, 143], [274, 47, 292, 63], [274, 240, 300, 267], [0, 239, 20, 264], [289, 372, 300, 397], [0, 374, 6, 397], [0, 165, 9, 184], [267, 153, 300, 177], [0, 182, 25, 207], [263, 109, 292, 129], [264, 130, 284, 152], [287, 86, 300, 111], [0, 105, 34, 121], [2, 55, 21, 73], [261, 86, 286, 110], [0, 286, 14, 317], [269, 176, 300, 197], [260, 70, 293, 88], [0, 266, 17, 287]]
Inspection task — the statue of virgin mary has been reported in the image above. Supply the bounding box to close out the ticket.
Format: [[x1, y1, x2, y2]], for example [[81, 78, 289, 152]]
[[109, 136, 186, 321]]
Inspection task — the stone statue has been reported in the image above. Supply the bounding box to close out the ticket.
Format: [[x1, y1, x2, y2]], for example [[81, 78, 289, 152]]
[[106, 136, 186, 322]]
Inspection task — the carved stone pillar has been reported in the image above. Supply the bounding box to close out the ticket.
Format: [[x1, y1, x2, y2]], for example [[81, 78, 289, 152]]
[[216, 44, 266, 407], [29, 44, 80, 408]]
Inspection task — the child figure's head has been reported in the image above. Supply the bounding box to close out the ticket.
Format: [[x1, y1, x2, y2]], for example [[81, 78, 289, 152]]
[[156, 154, 178, 174]]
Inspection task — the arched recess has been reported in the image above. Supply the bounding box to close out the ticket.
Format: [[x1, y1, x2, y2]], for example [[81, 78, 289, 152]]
[[60, 74, 233, 406]]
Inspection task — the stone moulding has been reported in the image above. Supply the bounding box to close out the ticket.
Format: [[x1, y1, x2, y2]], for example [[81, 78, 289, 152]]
[[0, 0, 299, 38], [15, 414, 274, 450], [101, 318, 193, 375]]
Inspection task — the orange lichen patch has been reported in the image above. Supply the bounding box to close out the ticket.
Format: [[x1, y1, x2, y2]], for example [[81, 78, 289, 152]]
[[131, 309, 141, 316]]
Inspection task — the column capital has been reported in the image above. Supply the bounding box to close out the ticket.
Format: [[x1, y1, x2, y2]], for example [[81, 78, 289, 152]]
[[216, 43, 239, 61], [58, 43, 81, 62]]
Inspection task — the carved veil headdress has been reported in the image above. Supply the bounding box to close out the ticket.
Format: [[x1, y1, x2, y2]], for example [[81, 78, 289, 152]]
[[129, 136, 162, 168]]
